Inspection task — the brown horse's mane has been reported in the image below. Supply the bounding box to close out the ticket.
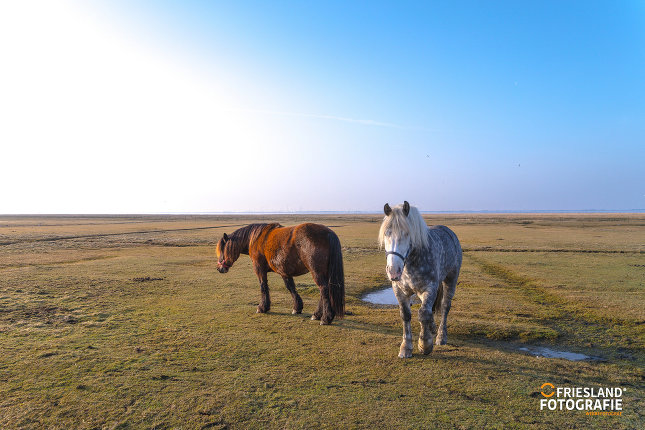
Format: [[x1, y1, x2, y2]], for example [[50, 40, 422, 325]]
[[230, 223, 281, 253]]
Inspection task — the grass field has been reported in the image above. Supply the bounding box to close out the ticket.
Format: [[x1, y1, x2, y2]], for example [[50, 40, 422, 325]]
[[0, 214, 643, 429]]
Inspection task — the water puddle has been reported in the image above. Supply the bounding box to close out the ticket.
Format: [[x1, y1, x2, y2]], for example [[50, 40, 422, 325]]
[[517, 346, 599, 361], [362, 287, 398, 305], [362, 287, 421, 305]]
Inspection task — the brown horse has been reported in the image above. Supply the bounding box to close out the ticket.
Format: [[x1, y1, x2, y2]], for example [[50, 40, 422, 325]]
[[216, 223, 345, 324]]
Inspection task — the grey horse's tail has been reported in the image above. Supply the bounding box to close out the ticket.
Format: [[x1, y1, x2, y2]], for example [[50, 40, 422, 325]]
[[433, 282, 444, 314], [328, 232, 345, 319]]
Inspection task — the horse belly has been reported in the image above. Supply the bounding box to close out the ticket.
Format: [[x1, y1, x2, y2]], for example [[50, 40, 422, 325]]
[[290, 266, 309, 277], [269, 254, 309, 277]]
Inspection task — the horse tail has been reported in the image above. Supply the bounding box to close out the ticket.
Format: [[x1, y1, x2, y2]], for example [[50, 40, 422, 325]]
[[433, 281, 444, 315], [327, 231, 345, 318]]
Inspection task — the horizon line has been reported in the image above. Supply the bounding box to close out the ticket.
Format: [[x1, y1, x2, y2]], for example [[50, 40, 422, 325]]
[[1, 209, 644, 216]]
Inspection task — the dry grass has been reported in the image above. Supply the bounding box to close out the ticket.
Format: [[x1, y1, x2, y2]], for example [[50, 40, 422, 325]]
[[0, 214, 643, 429]]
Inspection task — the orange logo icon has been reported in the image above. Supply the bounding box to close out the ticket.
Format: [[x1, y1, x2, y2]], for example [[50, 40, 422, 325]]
[[540, 383, 555, 397]]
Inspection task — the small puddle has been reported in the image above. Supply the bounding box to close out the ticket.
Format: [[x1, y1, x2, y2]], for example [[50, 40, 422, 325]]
[[517, 346, 599, 361], [362, 287, 397, 305], [362, 287, 421, 306]]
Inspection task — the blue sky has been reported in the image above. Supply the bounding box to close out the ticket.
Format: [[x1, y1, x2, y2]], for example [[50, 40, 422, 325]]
[[1, 1, 643, 213]]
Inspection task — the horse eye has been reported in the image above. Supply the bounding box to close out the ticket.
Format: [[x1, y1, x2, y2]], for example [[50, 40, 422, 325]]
[[385, 229, 391, 237]]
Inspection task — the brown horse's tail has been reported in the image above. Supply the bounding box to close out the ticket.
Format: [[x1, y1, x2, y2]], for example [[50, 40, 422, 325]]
[[328, 231, 345, 319]]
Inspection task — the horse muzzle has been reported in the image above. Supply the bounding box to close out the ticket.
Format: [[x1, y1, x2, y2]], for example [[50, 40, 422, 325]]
[[388, 274, 402, 282], [217, 260, 232, 273], [387, 265, 403, 282], [385, 250, 407, 282]]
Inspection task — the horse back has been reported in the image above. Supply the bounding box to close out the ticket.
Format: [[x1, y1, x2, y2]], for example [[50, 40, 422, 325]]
[[427, 225, 462, 275], [252, 223, 333, 277]]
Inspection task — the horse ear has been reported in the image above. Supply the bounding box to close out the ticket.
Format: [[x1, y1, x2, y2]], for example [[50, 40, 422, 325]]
[[223, 233, 229, 241], [384, 203, 392, 216], [403, 201, 410, 216]]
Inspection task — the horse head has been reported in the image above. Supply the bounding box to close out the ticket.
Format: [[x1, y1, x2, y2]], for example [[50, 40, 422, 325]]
[[380, 201, 412, 281], [216, 232, 240, 273]]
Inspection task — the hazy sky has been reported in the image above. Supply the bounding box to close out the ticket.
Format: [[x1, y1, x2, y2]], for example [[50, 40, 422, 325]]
[[1, 1, 643, 213]]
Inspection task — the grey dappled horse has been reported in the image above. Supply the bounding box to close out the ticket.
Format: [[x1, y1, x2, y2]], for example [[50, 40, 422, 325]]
[[378, 201, 462, 358]]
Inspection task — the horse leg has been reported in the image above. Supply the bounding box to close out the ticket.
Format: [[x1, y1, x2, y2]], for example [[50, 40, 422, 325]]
[[310, 269, 334, 324], [418, 288, 439, 355], [255, 269, 270, 313], [311, 300, 323, 321], [394, 286, 413, 358], [308, 269, 324, 321], [318, 282, 335, 325], [436, 275, 457, 345], [282, 276, 303, 314]]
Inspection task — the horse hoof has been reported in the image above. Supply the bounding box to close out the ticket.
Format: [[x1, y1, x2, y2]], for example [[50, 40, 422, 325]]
[[398, 344, 413, 358], [292, 309, 302, 315], [419, 340, 434, 354], [311, 315, 321, 321]]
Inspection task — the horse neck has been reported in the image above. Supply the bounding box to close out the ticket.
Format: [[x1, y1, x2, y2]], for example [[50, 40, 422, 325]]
[[231, 236, 250, 255], [404, 244, 427, 269], [230, 224, 264, 255]]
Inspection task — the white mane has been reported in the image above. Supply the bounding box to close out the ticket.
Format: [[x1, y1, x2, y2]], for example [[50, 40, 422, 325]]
[[378, 203, 429, 250]]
